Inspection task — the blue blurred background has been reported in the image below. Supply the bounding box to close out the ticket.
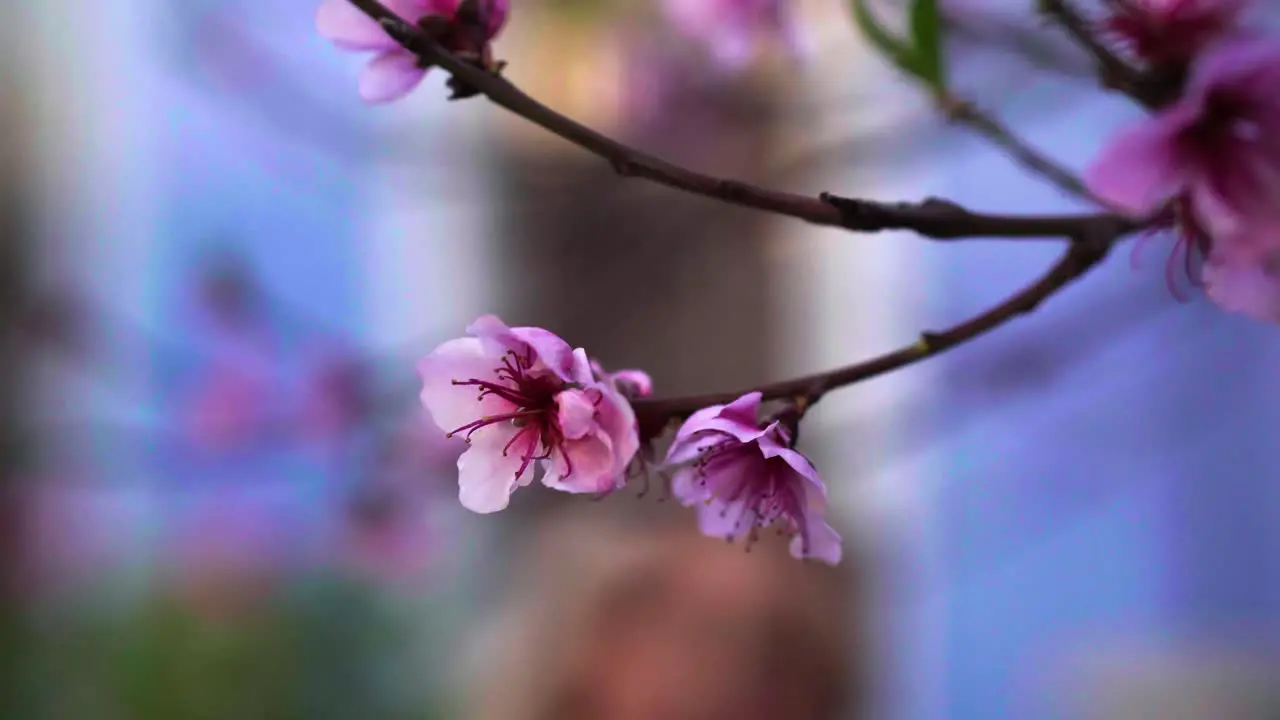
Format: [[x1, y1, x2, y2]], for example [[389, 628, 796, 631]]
[[3, 0, 1280, 718]]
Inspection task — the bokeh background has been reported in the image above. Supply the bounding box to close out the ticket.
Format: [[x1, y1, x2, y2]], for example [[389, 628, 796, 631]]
[[4, 0, 1280, 718]]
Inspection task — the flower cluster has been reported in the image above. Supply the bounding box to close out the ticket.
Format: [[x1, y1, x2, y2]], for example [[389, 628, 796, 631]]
[[418, 317, 843, 564], [1086, 35, 1280, 322]]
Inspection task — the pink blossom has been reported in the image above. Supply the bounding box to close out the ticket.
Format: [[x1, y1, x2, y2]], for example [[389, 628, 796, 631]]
[[662, 0, 806, 69], [665, 392, 842, 564], [590, 359, 654, 400], [1085, 39, 1280, 321], [316, 0, 510, 103], [1105, 0, 1247, 65], [417, 315, 640, 513]]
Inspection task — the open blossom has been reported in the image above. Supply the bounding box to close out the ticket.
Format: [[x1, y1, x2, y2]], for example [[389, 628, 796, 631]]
[[662, 0, 805, 69], [1104, 0, 1247, 65], [316, 0, 509, 103], [665, 392, 841, 564], [418, 315, 641, 513], [1085, 39, 1280, 322]]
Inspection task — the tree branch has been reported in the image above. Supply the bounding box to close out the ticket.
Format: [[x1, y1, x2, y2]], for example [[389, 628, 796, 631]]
[[631, 227, 1122, 437], [340, 0, 1143, 437], [938, 95, 1093, 202], [346, 0, 1124, 241]]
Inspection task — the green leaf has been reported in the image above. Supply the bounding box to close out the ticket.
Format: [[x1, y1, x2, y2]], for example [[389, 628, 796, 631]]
[[849, 0, 918, 74], [908, 0, 947, 90]]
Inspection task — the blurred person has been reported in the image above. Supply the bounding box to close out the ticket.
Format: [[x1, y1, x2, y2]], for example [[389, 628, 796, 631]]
[[465, 498, 866, 720]]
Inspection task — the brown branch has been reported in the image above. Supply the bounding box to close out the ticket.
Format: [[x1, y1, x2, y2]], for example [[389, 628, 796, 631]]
[[938, 95, 1093, 202], [341, 0, 1143, 435], [348, 0, 1123, 240], [632, 227, 1121, 435]]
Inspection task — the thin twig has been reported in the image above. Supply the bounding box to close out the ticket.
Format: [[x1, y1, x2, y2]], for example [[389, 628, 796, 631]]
[[631, 230, 1119, 434], [938, 95, 1093, 202]]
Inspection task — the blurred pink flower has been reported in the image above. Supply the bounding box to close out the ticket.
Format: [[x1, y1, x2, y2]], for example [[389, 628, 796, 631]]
[[417, 315, 640, 513], [662, 0, 805, 69], [299, 350, 369, 445], [1105, 0, 1246, 65], [665, 392, 842, 565], [183, 361, 271, 452], [316, 0, 510, 103], [1085, 38, 1280, 321], [338, 482, 438, 586]]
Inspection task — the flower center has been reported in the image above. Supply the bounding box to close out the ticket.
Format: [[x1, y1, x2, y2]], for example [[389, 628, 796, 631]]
[[695, 440, 805, 551], [446, 349, 570, 481]]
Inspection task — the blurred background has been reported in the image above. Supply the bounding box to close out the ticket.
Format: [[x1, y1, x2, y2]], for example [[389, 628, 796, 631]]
[[3, 0, 1280, 718]]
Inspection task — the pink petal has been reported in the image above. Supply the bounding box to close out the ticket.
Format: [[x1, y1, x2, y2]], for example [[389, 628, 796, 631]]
[[709, 31, 756, 69], [424, 0, 460, 15], [418, 337, 513, 434], [719, 391, 763, 425], [359, 50, 428, 104], [670, 466, 712, 504], [790, 518, 842, 565], [316, 0, 398, 50], [546, 431, 617, 493], [612, 369, 653, 397], [697, 496, 753, 539], [457, 425, 528, 513], [1187, 36, 1280, 97], [1085, 106, 1199, 216], [555, 389, 597, 440], [594, 386, 639, 476], [1203, 248, 1280, 323], [479, 0, 510, 38]]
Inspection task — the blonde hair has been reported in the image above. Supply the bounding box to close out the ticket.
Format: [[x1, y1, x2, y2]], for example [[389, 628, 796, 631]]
[[464, 498, 864, 720]]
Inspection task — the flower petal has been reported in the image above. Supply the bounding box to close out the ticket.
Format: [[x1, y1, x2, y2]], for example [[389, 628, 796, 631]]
[[359, 50, 428, 104], [1085, 105, 1199, 216], [457, 425, 528, 513], [790, 518, 842, 565], [555, 389, 597, 440], [479, 0, 510, 38], [697, 497, 753, 540], [545, 430, 617, 493], [1203, 247, 1280, 323], [317, 0, 398, 50], [418, 337, 512, 434], [611, 369, 653, 398]]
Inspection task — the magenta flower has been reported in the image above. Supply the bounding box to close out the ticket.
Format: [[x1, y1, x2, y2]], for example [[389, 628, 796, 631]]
[[662, 0, 806, 69], [1085, 39, 1280, 321], [665, 392, 842, 564], [316, 0, 510, 103], [417, 315, 641, 513], [1105, 0, 1246, 65]]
